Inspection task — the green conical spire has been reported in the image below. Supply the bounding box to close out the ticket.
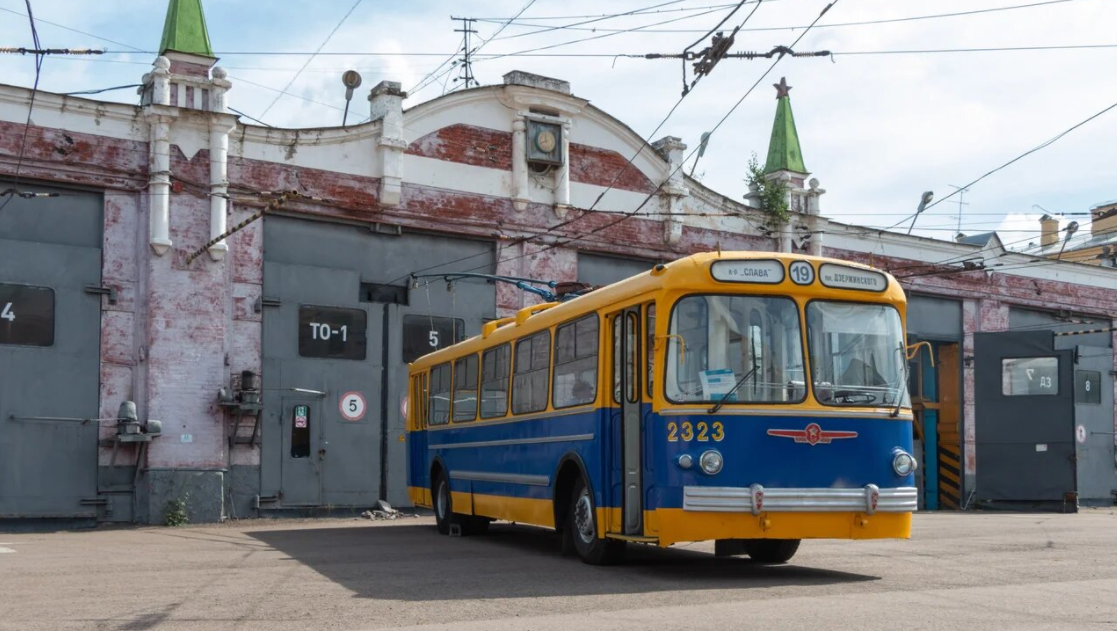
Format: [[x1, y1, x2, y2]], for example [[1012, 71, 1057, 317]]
[[159, 0, 214, 57], [763, 77, 807, 174]]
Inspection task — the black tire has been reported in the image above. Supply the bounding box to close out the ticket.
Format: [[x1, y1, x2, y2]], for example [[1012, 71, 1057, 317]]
[[434, 472, 489, 536], [433, 472, 453, 535], [744, 539, 801, 563], [566, 478, 625, 565]]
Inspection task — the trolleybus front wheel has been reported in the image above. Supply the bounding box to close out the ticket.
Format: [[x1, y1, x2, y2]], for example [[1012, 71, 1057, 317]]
[[744, 539, 800, 564], [567, 478, 625, 565]]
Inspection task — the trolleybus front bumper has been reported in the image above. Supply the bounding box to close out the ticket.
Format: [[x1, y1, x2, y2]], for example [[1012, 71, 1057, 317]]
[[683, 484, 918, 515]]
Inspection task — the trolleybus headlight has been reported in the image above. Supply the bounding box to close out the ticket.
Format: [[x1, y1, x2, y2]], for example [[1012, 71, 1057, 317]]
[[677, 454, 694, 469], [699, 450, 724, 475], [892, 449, 917, 476]]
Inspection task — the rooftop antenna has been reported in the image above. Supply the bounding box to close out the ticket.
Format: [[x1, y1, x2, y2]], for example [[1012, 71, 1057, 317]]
[[451, 17, 479, 92], [341, 70, 362, 126], [948, 184, 969, 236]]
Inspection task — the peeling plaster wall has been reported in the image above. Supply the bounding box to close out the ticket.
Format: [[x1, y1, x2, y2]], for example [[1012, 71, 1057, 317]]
[[98, 192, 143, 464]]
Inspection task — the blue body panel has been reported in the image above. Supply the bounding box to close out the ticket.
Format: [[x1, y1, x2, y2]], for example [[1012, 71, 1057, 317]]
[[408, 406, 915, 512]]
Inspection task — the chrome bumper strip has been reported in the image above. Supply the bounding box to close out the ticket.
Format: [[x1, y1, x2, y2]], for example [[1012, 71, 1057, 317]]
[[682, 484, 917, 515]]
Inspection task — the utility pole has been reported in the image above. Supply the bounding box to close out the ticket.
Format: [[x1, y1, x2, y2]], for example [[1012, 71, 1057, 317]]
[[948, 184, 970, 237], [451, 17, 479, 92]]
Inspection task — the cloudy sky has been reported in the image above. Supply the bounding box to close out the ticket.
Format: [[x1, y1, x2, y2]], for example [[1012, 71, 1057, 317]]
[[2, 0, 1114, 249]]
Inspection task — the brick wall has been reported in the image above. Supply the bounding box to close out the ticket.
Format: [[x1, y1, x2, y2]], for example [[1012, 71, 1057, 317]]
[[406, 123, 657, 193]]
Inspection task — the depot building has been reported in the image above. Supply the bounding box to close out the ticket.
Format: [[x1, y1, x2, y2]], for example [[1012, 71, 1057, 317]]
[[2, 0, 1116, 525]]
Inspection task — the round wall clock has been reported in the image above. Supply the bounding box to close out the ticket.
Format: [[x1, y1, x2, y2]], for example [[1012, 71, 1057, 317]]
[[536, 130, 557, 153]]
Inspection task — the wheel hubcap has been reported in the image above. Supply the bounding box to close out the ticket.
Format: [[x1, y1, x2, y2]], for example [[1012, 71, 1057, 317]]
[[574, 488, 595, 543]]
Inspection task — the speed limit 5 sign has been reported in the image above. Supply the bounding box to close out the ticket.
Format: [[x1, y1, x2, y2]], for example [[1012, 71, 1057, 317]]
[[339, 391, 367, 421]]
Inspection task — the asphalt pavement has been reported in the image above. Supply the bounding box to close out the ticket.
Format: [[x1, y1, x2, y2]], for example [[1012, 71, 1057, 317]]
[[1, 510, 1116, 630]]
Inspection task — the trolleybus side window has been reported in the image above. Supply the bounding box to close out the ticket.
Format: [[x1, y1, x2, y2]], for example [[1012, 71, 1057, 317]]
[[418, 372, 429, 429], [513, 331, 551, 414], [429, 363, 451, 425], [553, 315, 599, 409], [452, 355, 479, 422], [480, 344, 511, 419], [666, 295, 805, 404], [612, 316, 622, 404], [625, 312, 639, 403]]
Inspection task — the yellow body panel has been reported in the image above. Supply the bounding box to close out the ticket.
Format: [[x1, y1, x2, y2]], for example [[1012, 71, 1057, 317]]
[[651, 509, 910, 545]]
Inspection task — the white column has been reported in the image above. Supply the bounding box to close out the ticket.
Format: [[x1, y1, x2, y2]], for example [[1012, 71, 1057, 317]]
[[148, 115, 173, 256], [511, 117, 529, 211], [369, 81, 406, 207], [151, 56, 171, 106], [806, 177, 826, 257], [651, 136, 688, 246], [206, 119, 233, 260], [146, 56, 175, 256], [553, 120, 571, 218], [207, 68, 234, 261]]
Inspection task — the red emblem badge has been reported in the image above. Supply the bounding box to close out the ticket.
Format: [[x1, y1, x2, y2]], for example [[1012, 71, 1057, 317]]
[[767, 422, 857, 446]]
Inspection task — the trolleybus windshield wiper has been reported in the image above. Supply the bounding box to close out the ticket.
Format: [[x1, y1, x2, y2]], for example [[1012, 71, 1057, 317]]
[[708, 366, 759, 414]]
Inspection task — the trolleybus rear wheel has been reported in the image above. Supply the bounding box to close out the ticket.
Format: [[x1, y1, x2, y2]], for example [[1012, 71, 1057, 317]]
[[744, 539, 800, 563], [567, 478, 625, 565], [433, 472, 491, 536], [434, 473, 453, 535]]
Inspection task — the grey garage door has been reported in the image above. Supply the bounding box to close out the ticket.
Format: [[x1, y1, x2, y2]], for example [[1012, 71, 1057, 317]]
[[261, 217, 496, 509], [0, 183, 102, 520], [973, 330, 1075, 503], [1073, 345, 1116, 505]]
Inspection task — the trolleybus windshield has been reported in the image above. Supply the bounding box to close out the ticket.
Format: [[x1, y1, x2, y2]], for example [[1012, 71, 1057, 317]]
[[807, 301, 909, 407], [666, 295, 806, 404]]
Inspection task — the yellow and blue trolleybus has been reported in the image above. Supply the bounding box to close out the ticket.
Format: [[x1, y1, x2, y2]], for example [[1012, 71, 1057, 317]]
[[407, 251, 916, 564]]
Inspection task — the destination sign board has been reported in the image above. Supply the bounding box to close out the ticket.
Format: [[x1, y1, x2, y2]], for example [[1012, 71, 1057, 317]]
[[819, 263, 887, 292], [710, 260, 785, 284]]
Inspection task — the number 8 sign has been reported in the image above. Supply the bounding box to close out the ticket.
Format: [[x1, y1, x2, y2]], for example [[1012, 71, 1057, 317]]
[[339, 391, 367, 421]]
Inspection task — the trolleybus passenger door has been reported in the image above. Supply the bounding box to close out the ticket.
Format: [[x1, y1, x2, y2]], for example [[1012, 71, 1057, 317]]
[[613, 307, 643, 535]]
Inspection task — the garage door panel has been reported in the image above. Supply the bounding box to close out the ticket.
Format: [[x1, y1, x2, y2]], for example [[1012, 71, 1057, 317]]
[[0, 191, 102, 520], [262, 217, 498, 509], [974, 331, 1075, 503]]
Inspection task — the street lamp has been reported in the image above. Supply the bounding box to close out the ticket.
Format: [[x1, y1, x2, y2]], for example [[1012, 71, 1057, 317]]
[[341, 70, 363, 126], [1056, 220, 1079, 260], [907, 191, 935, 235]]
